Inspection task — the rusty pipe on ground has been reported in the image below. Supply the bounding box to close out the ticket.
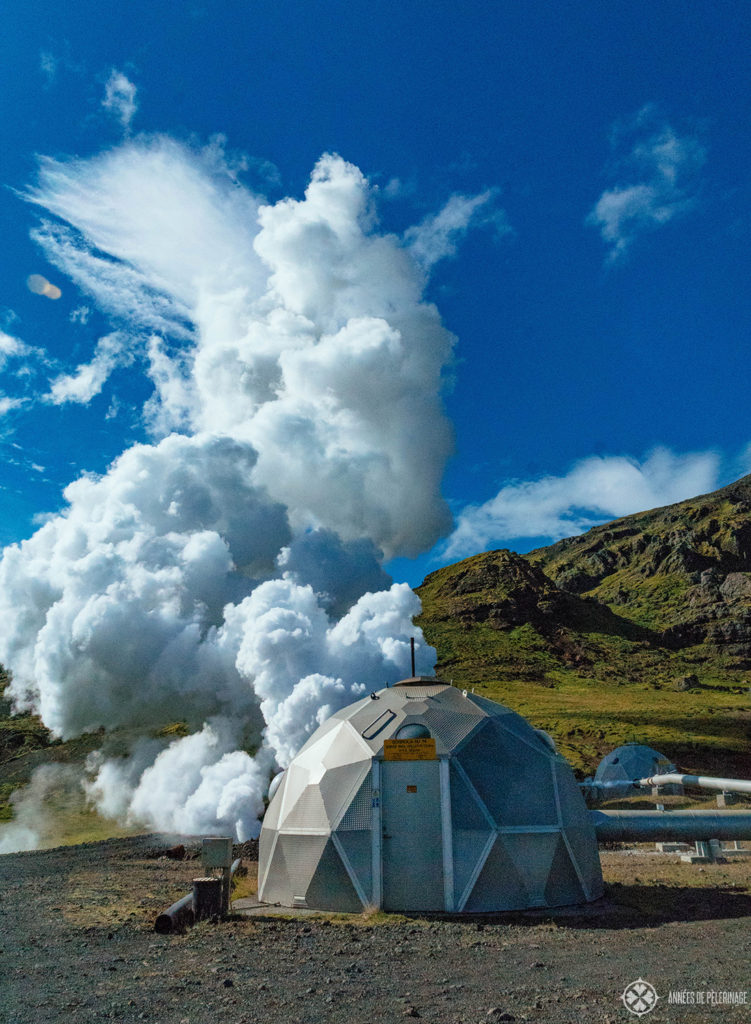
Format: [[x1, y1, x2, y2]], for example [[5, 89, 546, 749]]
[[154, 856, 243, 934], [591, 808, 751, 844]]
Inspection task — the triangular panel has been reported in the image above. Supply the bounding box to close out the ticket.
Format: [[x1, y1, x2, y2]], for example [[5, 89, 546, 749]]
[[450, 762, 492, 831], [336, 772, 373, 831], [543, 836, 587, 907], [306, 838, 363, 912], [499, 832, 561, 907], [319, 762, 370, 826], [335, 829, 373, 900], [463, 835, 530, 911], [453, 829, 494, 908], [262, 833, 328, 905], [280, 783, 328, 831]]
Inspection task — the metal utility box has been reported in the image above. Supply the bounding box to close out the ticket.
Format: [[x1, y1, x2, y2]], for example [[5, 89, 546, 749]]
[[202, 836, 233, 869]]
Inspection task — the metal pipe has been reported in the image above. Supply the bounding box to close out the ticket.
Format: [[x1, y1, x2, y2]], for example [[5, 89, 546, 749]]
[[154, 892, 194, 934], [154, 856, 243, 934], [634, 773, 751, 795], [591, 808, 751, 843]]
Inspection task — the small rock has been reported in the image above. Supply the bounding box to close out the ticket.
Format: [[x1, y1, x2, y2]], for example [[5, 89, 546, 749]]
[[223, 978, 234, 988], [404, 1007, 420, 1018], [487, 1010, 515, 1022]]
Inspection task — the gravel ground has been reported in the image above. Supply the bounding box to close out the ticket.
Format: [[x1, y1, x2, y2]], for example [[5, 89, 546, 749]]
[[1, 835, 751, 1024]]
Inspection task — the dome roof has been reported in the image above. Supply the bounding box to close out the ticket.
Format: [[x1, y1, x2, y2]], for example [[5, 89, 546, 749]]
[[595, 744, 676, 789], [259, 679, 603, 913]]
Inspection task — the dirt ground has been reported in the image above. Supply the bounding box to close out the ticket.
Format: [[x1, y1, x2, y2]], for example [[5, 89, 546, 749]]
[[1, 835, 750, 1024]]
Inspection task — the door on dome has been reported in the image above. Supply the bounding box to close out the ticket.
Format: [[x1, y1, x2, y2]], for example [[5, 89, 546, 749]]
[[381, 759, 443, 911]]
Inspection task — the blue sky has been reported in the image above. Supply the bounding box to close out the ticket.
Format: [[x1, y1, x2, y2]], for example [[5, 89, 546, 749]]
[[2, 1, 751, 588]]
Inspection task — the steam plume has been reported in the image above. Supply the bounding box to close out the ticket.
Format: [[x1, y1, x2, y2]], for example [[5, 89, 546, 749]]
[[0, 138, 463, 843]]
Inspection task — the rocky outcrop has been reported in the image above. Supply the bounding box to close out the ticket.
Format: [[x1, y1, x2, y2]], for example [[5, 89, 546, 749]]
[[417, 473, 751, 688], [528, 474, 751, 657]]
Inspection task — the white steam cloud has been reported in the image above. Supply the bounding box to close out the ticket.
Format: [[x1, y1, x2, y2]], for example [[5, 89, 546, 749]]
[[0, 765, 85, 854], [0, 139, 467, 843]]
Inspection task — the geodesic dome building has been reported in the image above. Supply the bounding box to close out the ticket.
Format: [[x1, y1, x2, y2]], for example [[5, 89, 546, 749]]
[[258, 678, 604, 912], [594, 744, 677, 793]]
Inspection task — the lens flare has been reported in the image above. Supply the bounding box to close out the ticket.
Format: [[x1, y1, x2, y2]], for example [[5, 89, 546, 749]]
[[27, 273, 61, 299]]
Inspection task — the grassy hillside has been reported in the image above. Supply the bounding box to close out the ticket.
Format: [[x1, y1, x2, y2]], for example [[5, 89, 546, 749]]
[[417, 478, 751, 777], [0, 671, 143, 846]]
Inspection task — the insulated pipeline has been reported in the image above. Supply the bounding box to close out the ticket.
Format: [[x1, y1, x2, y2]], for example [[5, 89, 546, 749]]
[[591, 808, 751, 843], [634, 773, 751, 795]]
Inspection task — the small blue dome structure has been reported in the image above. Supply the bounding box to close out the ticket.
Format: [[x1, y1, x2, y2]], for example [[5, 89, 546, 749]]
[[595, 744, 676, 793]]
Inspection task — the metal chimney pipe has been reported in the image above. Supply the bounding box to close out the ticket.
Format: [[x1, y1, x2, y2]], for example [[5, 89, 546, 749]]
[[410, 637, 415, 677]]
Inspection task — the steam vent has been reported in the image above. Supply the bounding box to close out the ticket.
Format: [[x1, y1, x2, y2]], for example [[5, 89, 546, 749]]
[[258, 678, 604, 912]]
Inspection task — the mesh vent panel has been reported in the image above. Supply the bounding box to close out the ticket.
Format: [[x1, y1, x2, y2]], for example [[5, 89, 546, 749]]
[[336, 829, 373, 899], [275, 834, 327, 899], [399, 686, 447, 698], [337, 772, 373, 830], [422, 709, 483, 749], [281, 784, 327, 830]]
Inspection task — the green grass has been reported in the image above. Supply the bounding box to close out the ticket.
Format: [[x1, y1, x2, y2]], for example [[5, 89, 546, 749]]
[[467, 675, 751, 776], [418, 553, 751, 779]]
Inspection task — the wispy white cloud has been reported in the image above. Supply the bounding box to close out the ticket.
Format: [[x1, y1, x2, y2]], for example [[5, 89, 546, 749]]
[[405, 189, 511, 270], [46, 332, 132, 406], [0, 332, 30, 367], [444, 447, 720, 560], [0, 330, 50, 374], [39, 51, 58, 86], [69, 305, 91, 325], [26, 137, 263, 335], [31, 220, 193, 338], [102, 70, 138, 131], [0, 396, 26, 416], [587, 106, 706, 261]]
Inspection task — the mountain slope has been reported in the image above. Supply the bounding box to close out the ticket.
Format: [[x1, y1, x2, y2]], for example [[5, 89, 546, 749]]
[[529, 473, 751, 653], [417, 477, 751, 776]]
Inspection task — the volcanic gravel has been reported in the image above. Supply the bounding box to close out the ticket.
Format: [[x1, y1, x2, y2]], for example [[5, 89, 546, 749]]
[[1, 835, 751, 1023]]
